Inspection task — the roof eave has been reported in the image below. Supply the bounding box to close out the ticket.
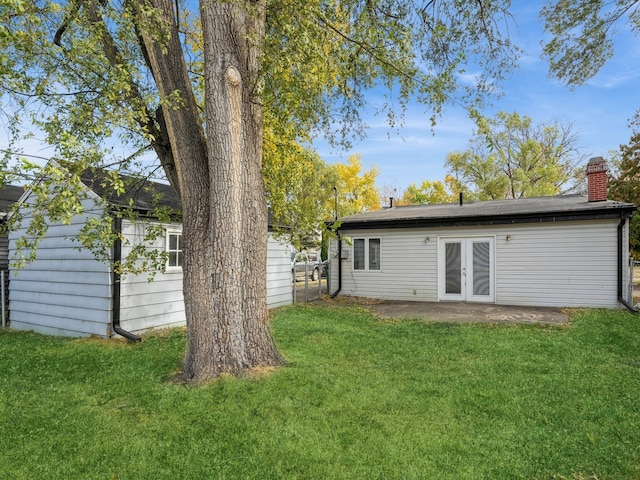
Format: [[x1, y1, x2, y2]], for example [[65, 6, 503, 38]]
[[337, 205, 637, 231]]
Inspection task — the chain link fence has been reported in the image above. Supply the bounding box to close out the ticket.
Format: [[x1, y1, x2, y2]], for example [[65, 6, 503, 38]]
[[292, 260, 329, 304]]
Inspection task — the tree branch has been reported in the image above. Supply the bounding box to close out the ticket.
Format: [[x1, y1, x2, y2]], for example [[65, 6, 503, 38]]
[[87, 0, 181, 194]]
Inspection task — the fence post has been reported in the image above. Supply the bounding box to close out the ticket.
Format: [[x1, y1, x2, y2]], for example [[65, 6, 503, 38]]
[[292, 265, 296, 304], [630, 257, 635, 305], [304, 260, 309, 302]]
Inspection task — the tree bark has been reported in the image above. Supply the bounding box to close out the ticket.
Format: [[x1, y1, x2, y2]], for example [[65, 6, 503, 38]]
[[138, 0, 283, 382], [195, 0, 283, 379]]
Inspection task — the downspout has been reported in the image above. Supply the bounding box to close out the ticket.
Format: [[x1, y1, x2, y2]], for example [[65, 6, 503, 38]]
[[330, 232, 342, 298], [112, 216, 142, 341], [330, 186, 342, 298], [618, 214, 638, 313]]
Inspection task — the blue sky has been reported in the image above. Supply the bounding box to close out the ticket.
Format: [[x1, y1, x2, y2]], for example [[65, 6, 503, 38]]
[[313, 2, 640, 195]]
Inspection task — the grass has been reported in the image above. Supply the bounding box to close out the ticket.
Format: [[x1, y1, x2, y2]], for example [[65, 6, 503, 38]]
[[1, 306, 639, 479]]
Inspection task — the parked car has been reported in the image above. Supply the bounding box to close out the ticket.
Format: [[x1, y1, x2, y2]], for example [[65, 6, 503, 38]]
[[291, 251, 323, 282]]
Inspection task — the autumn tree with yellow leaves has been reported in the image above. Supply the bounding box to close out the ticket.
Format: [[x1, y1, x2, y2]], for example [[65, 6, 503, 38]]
[[331, 154, 381, 217]]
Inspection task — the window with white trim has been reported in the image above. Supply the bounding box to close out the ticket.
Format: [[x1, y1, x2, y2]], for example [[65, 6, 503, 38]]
[[166, 230, 183, 270], [353, 237, 381, 271]]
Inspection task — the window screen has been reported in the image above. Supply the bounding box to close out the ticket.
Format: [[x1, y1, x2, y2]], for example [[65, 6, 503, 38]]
[[368, 238, 381, 270], [472, 241, 490, 296], [445, 242, 462, 294]]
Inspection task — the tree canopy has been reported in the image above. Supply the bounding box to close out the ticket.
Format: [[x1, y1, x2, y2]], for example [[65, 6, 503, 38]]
[[444, 111, 583, 200], [0, 0, 522, 250], [541, 0, 640, 89], [399, 176, 458, 205], [263, 125, 338, 251], [332, 154, 381, 217], [0, 0, 520, 171]]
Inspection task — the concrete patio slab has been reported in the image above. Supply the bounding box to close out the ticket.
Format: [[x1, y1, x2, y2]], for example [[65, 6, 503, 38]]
[[312, 296, 570, 325]]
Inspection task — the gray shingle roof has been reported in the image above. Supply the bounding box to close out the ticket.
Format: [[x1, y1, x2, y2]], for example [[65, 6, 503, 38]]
[[0, 184, 25, 215], [80, 170, 277, 227], [80, 170, 182, 215], [337, 194, 637, 230]]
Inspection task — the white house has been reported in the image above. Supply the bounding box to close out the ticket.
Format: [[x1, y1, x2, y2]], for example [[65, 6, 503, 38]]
[[8, 169, 293, 339], [329, 157, 637, 309]]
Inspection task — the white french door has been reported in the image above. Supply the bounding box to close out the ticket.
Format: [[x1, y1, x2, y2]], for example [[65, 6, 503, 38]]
[[438, 237, 494, 303]]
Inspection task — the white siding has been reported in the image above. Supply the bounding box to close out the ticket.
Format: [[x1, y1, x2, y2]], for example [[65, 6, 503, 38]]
[[118, 220, 186, 333], [119, 221, 293, 334], [494, 221, 619, 307], [330, 219, 624, 308], [8, 196, 112, 337], [266, 234, 294, 308], [9, 202, 294, 338], [330, 230, 438, 301]]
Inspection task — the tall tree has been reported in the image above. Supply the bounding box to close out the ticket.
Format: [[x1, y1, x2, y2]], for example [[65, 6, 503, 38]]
[[332, 154, 381, 217], [445, 111, 583, 200], [400, 177, 457, 205], [0, 0, 521, 382], [263, 125, 338, 250], [609, 123, 640, 257]]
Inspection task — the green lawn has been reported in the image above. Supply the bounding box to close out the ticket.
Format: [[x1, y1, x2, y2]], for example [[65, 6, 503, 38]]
[[1, 306, 639, 479]]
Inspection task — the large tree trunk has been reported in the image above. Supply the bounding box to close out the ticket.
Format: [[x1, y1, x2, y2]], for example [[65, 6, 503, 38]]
[[139, 0, 283, 382]]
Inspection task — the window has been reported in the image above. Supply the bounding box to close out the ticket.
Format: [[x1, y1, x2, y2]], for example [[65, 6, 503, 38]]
[[166, 230, 183, 270], [353, 237, 381, 271]]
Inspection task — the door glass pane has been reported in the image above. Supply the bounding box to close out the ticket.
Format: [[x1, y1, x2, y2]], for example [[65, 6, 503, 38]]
[[472, 242, 490, 296], [445, 242, 461, 294], [354, 239, 365, 270], [368, 238, 380, 270]]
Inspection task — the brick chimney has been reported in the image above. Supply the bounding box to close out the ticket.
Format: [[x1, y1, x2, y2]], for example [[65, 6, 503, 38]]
[[586, 156, 608, 202]]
